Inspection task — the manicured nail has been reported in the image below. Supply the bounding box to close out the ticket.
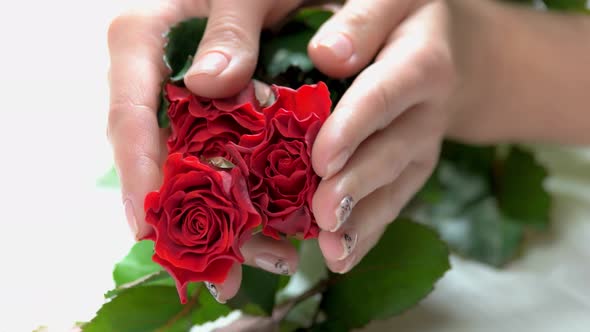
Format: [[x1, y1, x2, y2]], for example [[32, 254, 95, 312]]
[[316, 33, 353, 61], [255, 254, 291, 275], [338, 232, 358, 260], [335, 254, 357, 274], [123, 199, 138, 238], [332, 195, 354, 232], [204, 282, 225, 303], [325, 149, 350, 179], [189, 52, 229, 76]]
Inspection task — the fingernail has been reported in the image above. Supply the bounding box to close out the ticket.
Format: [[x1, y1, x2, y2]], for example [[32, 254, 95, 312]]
[[205, 282, 225, 303], [189, 52, 229, 76], [123, 199, 139, 238], [338, 232, 358, 260], [255, 254, 291, 275], [332, 195, 354, 232], [316, 33, 353, 61], [336, 254, 357, 274], [325, 149, 350, 179]]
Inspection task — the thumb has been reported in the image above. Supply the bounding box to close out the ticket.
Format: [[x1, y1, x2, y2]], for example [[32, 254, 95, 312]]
[[184, 0, 270, 98]]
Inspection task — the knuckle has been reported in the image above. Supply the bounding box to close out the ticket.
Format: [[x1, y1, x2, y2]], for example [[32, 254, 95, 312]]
[[107, 100, 155, 138], [420, 146, 441, 172], [413, 43, 456, 92], [342, 6, 379, 34], [384, 185, 401, 222], [108, 13, 143, 47], [368, 83, 394, 126], [340, 170, 361, 200], [201, 17, 257, 55]]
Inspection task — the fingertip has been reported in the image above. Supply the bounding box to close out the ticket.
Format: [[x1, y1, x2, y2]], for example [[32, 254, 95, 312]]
[[325, 254, 356, 274], [308, 33, 358, 79], [123, 198, 153, 241], [217, 263, 242, 302], [318, 231, 344, 262], [312, 112, 352, 179], [183, 51, 256, 98], [186, 51, 229, 78], [242, 235, 299, 276]]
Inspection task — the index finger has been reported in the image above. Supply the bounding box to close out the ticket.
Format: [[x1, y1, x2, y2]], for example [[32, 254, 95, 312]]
[[107, 3, 202, 239]]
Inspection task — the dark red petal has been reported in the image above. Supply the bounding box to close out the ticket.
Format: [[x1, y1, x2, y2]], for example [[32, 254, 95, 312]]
[[153, 254, 234, 304], [165, 84, 192, 101]]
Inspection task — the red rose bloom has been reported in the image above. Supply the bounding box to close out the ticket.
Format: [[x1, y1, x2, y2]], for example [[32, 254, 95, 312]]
[[236, 83, 331, 239], [143, 153, 261, 303], [165, 82, 264, 160]]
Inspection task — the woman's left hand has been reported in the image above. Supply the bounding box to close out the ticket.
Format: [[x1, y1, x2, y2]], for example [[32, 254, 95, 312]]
[[309, 0, 459, 272]]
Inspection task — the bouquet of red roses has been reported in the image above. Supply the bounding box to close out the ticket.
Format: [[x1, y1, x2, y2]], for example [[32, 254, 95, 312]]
[[144, 81, 331, 303], [87, 4, 554, 330]]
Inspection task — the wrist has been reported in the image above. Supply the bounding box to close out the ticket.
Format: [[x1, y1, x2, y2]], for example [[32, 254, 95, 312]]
[[444, 0, 513, 143], [445, 1, 590, 145]]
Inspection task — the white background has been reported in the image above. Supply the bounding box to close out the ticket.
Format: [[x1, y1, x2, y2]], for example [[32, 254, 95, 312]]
[[0, 1, 589, 331]]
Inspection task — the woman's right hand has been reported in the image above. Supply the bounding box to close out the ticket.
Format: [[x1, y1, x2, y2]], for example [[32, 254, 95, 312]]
[[107, 0, 305, 303]]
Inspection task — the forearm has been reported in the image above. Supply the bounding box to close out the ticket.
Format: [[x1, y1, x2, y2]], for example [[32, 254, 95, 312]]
[[446, 0, 590, 145]]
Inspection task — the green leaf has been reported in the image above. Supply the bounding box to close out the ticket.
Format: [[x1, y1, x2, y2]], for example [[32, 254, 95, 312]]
[[440, 141, 495, 176], [227, 265, 280, 315], [112, 240, 174, 288], [97, 167, 120, 188], [105, 270, 170, 299], [320, 219, 450, 329], [260, 30, 315, 78], [164, 18, 207, 79], [415, 173, 444, 204], [169, 56, 194, 83], [292, 8, 333, 30], [88, 285, 232, 332], [158, 89, 170, 129], [427, 197, 524, 267], [496, 147, 550, 228], [543, 0, 587, 11], [190, 288, 232, 325], [258, 8, 332, 79], [414, 145, 541, 266], [83, 286, 191, 332]]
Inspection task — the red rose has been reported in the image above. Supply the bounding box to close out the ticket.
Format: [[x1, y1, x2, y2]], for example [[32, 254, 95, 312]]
[[143, 153, 261, 303], [235, 83, 331, 240], [165, 82, 265, 161]]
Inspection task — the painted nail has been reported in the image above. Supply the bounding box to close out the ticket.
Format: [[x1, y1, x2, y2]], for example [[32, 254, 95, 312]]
[[332, 195, 354, 232], [204, 282, 225, 303], [123, 199, 138, 238], [255, 254, 291, 275], [338, 232, 358, 260], [188, 52, 229, 76], [336, 254, 357, 274], [316, 33, 353, 61], [325, 149, 350, 179]]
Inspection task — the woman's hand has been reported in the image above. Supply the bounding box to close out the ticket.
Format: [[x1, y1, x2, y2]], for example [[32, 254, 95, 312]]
[[309, 0, 459, 273], [107, 0, 306, 302]]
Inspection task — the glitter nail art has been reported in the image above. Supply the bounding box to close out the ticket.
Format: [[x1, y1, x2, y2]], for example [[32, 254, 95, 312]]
[[339, 232, 358, 260], [334, 195, 354, 232], [275, 259, 290, 275]]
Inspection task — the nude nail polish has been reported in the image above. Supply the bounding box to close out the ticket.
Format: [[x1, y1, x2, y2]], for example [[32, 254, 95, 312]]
[[333, 195, 354, 232], [255, 254, 291, 275], [189, 52, 229, 76], [204, 282, 225, 303], [123, 199, 138, 238], [338, 232, 358, 261], [317, 33, 353, 61]]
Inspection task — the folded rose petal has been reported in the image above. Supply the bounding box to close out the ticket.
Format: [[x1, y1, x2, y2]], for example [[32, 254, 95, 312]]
[[143, 153, 261, 303], [166, 82, 265, 161], [236, 82, 331, 239]]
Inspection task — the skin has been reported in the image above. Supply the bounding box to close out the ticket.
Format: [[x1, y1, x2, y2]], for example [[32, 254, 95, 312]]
[[107, 0, 590, 302]]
